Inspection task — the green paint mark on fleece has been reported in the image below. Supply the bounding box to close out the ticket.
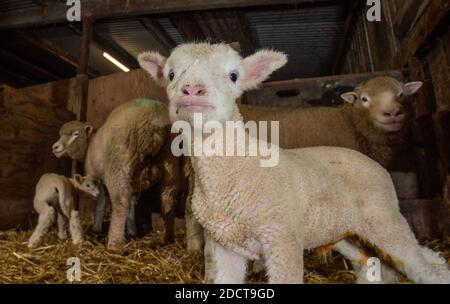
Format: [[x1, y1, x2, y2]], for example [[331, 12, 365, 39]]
[[133, 98, 165, 112]]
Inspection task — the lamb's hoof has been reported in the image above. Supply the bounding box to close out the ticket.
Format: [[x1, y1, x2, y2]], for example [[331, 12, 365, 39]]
[[58, 233, 68, 241], [27, 242, 37, 249], [92, 224, 103, 235], [164, 235, 175, 245]]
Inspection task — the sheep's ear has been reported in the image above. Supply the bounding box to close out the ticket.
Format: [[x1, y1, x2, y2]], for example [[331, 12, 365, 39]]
[[341, 92, 358, 104], [404, 81, 423, 96], [138, 51, 168, 87], [229, 42, 242, 53], [73, 174, 83, 186], [243, 50, 288, 90], [84, 124, 94, 137]]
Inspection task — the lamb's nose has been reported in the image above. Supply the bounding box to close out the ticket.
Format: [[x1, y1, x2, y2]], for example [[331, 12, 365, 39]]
[[182, 85, 207, 96]]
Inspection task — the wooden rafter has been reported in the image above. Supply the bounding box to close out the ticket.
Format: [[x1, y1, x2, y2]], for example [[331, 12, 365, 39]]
[[0, 0, 331, 30]]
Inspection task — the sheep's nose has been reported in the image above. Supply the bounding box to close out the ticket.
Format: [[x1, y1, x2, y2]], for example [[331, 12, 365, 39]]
[[182, 85, 207, 96], [383, 110, 403, 118], [53, 142, 62, 151]]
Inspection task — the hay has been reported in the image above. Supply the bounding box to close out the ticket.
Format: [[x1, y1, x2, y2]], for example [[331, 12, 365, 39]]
[[0, 230, 448, 284]]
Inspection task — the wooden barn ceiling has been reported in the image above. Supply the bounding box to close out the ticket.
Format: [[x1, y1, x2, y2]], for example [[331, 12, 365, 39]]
[[0, 0, 359, 88]]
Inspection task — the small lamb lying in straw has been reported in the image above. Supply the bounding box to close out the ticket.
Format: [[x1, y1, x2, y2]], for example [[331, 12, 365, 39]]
[[28, 173, 100, 248], [139, 42, 450, 284]]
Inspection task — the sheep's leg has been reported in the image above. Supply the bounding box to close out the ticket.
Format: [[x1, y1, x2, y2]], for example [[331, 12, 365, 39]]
[[69, 210, 83, 246], [125, 195, 138, 238], [107, 189, 132, 251], [57, 213, 68, 241], [161, 186, 177, 244], [359, 212, 450, 284], [262, 235, 304, 284], [203, 232, 216, 283], [28, 204, 56, 248], [333, 239, 399, 284], [207, 237, 247, 284], [93, 185, 106, 234], [185, 200, 204, 253]]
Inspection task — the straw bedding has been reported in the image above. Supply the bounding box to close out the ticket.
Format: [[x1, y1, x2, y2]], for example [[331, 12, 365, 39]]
[[0, 229, 448, 284]]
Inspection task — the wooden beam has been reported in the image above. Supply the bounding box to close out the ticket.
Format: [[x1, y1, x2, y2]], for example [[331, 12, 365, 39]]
[[332, 0, 361, 74], [393, 0, 430, 41], [68, 24, 139, 70], [391, 0, 450, 68], [139, 18, 176, 56], [0, 0, 332, 30], [18, 31, 100, 78]]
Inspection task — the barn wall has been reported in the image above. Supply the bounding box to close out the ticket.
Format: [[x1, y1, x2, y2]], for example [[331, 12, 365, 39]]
[[341, 0, 450, 237], [0, 85, 74, 229]]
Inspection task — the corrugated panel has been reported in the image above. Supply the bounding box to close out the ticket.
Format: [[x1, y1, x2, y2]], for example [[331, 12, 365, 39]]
[[246, 5, 346, 80], [95, 18, 165, 58], [0, 0, 39, 12], [157, 17, 184, 45]]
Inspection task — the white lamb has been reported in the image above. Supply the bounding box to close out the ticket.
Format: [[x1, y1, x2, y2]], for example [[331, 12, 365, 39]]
[[28, 173, 100, 248], [138, 42, 450, 284]]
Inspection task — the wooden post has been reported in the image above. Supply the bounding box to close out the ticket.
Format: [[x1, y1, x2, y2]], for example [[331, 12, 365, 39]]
[[70, 17, 93, 177]]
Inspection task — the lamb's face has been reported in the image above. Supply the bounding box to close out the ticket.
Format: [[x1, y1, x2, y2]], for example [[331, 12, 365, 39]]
[[53, 121, 94, 161], [73, 174, 100, 199], [139, 43, 287, 125], [341, 77, 423, 133]]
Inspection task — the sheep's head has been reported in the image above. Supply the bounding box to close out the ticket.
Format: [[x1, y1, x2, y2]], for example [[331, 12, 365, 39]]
[[341, 77, 422, 133], [53, 121, 94, 161], [72, 174, 101, 198], [138, 42, 287, 124]]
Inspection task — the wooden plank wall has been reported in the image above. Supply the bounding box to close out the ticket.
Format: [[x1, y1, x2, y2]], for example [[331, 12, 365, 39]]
[[0, 85, 74, 229], [341, 0, 450, 238]]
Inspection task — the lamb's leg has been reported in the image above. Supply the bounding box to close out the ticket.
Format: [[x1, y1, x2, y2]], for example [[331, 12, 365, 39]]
[[208, 237, 247, 284], [69, 210, 83, 246], [262, 235, 304, 284], [160, 186, 177, 244], [333, 239, 399, 284], [125, 195, 138, 238], [93, 185, 106, 234], [28, 204, 55, 248], [57, 213, 68, 241], [185, 201, 204, 253], [107, 189, 132, 251], [358, 212, 450, 284]]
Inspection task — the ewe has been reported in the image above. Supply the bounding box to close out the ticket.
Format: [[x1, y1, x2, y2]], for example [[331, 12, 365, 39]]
[[28, 173, 99, 248], [139, 43, 450, 284]]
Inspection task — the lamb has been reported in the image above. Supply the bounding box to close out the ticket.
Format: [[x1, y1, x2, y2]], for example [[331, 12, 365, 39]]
[[28, 173, 100, 248], [138, 42, 450, 284], [52, 99, 181, 251]]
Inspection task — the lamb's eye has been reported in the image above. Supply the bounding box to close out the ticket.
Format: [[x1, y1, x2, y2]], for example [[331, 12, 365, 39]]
[[362, 97, 369, 103], [229, 72, 238, 83], [73, 131, 80, 136], [169, 70, 175, 81], [87, 184, 91, 188], [399, 92, 404, 97]]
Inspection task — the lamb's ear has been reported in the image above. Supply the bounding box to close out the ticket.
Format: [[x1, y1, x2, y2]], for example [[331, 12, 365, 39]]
[[404, 81, 423, 96], [138, 51, 168, 87], [84, 124, 94, 137], [73, 174, 83, 186], [243, 50, 288, 90], [341, 92, 358, 104]]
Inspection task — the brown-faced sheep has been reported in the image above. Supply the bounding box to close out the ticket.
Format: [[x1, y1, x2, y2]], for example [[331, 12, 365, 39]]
[[138, 42, 450, 284], [28, 173, 100, 248], [239, 76, 422, 169], [52, 99, 181, 251]]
